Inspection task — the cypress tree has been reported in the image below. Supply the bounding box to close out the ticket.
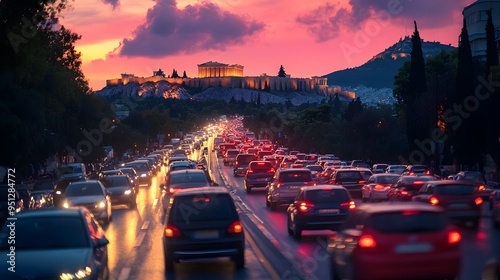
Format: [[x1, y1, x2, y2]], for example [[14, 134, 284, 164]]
[[278, 65, 287, 77], [407, 21, 428, 153], [486, 9, 499, 77]]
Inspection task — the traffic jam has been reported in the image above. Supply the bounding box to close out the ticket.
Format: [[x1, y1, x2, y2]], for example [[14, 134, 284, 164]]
[[1, 115, 500, 280]]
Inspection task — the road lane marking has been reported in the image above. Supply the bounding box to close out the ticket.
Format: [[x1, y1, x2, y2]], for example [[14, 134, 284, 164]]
[[141, 221, 150, 230], [245, 226, 281, 280], [134, 232, 146, 247], [118, 267, 130, 280]]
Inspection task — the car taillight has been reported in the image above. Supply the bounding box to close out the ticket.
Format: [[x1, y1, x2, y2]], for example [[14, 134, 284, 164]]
[[358, 235, 376, 248], [430, 196, 439, 205], [169, 188, 178, 194], [478, 185, 486, 191], [165, 224, 181, 237], [475, 197, 483, 205], [373, 184, 385, 190], [276, 183, 282, 188], [341, 201, 356, 210], [247, 169, 254, 174], [234, 161, 239, 166], [448, 230, 461, 244], [299, 202, 314, 212], [267, 168, 275, 174], [400, 191, 409, 195], [228, 221, 243, 234], [424, 170, 430, 175], [358, 180, 367, 184]]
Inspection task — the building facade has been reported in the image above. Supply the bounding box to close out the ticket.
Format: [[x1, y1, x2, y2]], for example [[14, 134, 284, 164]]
[[197, 61, 244, 78], [463, 0, 500, 60]]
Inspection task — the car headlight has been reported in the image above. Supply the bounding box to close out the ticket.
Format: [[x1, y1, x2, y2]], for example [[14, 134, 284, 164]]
[[140, 173, 147, 177], [56, 190, 62, 195], [124, 189, 132, 195], [63, 202, 70, 208], [95, 201, 106, 208], [60, 266, 92, 279]]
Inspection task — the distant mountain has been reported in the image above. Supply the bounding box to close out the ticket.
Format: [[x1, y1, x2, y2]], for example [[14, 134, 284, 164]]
[[324, 36, 456, 89]]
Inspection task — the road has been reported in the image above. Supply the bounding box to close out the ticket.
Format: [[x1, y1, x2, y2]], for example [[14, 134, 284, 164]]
[[103, 137, 500, 280]]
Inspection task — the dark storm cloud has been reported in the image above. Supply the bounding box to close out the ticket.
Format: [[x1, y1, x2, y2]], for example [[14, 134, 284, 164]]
[[118, 0, 265, 57], [296, 0, 469, 42], [101, 0, 120, 9]]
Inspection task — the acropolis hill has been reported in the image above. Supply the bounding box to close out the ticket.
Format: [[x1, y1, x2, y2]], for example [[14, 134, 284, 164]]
[[105, 61, 355, 99]]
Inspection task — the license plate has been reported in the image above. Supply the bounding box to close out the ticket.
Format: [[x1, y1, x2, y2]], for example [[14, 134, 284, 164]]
[[449, 203, 468, 209], [318, 209, 340, 214], [193, 230, 219, 239], [395, 243, 432, 254]]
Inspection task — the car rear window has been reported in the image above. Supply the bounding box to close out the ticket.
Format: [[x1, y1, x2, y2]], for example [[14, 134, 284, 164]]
[[435, 184, 475, 195], [279, 171, 312, 182], [170, 172, 207, 184], [64, 183, 103, 196], [172, 194, 237, 223], [237, 154, 257, 163], [226, 150, 239, 156], [305, 189, 350, 203], [336, 171, 362, 181], [376, 176, 399, 184], [369, 211, 446, 233]]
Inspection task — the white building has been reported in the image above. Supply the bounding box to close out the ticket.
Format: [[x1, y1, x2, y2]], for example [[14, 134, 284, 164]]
[[463, 0, 500, 60]]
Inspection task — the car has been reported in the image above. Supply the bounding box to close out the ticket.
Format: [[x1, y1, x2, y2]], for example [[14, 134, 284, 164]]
[[287, 185, 356, 239], [31, 179, 56, 206], [490, 190, 500, 228], [371, 164, 388, 174], [452, 171, 493, 199], [328, 168, 372, 198], [160, 169, 214, 215], [386, 175, 437, 202], [16, 188, 35, 209], [119, 167, 139, 188], [61, 180, 112, 225], [98, 169, 123, 178], [53, 175, 87, 207], [350, 160, 370, 169], [124, 160, 152, 185], [170, 149, 187, 157], [233, 153, 257, 177], [266, 168, 314, 211], [162, 187, 245, 270], [361, 174, 401, 202], [328, 202, 461, 280], [280, 155, 298, 169], [402, 164, 430, 176], [57, 163, 88, 181], [412, 180, 483, 229], [244, 161, 276, 193], [31, 192, 50, 208], [385, 164, 407, 175], [223, 149, 240, 166], [0, 207, 110, 280], [99, 175, 137, 208]]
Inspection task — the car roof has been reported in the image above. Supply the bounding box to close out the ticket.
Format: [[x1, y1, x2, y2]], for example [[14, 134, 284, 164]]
[[169, 169, 206, 175], [172, 186, 229, 197], [357, 202, 443, 214], [426, 180, 476, 186], [12, 207, 87, 218], [279, 168, 311, 172], [371, 173, 400, 177], [301, 184, 348, 191]]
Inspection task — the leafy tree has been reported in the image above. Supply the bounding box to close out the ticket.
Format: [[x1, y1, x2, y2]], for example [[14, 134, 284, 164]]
[[343, 97, 363, 121], [278, 65, 287, 77]]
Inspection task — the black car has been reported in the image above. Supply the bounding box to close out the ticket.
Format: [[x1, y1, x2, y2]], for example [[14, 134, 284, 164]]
[[0, 207, 110, 279], [244, 161, 275, 193], [328, 168, 372, 198], [163, 187, 245, 270], [16, 189, 34, 209], [99, 175, 137, 208], [233, 153, 257, 176], [31, 179, 56, 207], [287, 185, 355, 239], [53, 176, 87, 207]]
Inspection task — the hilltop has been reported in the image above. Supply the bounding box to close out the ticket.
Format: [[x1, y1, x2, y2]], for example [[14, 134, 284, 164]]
[[324, 36, 456, 89]]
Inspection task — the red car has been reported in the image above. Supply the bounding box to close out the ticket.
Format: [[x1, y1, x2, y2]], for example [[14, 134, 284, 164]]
[[328, 202, 461, 280]]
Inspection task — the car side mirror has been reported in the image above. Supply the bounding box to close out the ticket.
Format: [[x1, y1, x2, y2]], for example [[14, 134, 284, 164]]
[[95, 237, 109, 247]]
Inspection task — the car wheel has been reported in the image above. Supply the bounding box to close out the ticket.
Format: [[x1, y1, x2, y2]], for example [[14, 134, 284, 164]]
[[245, 185, 252, 194], [293, 225, 302, 240], [129, 199, 137, 209], [233, 250, 245, 269], [265, 192, 270, 207], [270, 200, 277, 211], [287, 217, 293, 235]]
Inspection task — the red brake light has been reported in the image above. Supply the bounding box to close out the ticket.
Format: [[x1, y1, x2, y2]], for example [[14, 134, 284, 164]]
[[341, 201, 356, 210], [358, 180, 367, 184], [475, 197, 483, 205], [299, 202, 314, 212], [276, 183, 282, 188], [165, 224, 181, 237], [413, 181, 424, 184], [247, 169, 254, 174], [400, 191, 409, 195], [448, 230, 461, 244], [373, 184, 385, 190], [267, 168, 275, 174], [358, 235, 376, 248], [430, 196, 439, 205], [424, 170, 430, 175], [402, 210, 420, 216], [228, 221, 243, 233], [257, 162, 266, 166], [478, 185, 486, 191]]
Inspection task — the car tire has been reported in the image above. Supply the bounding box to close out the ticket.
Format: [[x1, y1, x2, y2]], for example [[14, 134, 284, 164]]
[[287, 217, 293, 235], [266, 195, 270, 207], [245, 185, 252, 194], [270, 200, 277, 211], [233, 250, 245, 269], [129, 199, 137, 209], [293, 225, 302, 240]]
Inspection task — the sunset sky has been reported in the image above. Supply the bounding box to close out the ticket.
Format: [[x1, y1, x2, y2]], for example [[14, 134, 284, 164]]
[[59, 0, 474, 90]]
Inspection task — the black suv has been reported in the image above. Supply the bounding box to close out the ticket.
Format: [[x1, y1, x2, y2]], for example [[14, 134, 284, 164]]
[[329, 168, 372, 198], [244, 161, 275, 193], [233, 153, 257, 177], [162, 187, 245, 270]]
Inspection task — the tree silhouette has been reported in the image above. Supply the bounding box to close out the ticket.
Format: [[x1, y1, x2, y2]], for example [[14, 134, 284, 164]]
[[278, 65, 287, 77], [171, 69, 180, 78], [182, 70, 187, 78], [486, 9, 499, 77]]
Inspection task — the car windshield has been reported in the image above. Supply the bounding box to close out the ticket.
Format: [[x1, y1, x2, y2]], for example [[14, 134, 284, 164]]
[[100, 177, 129, 187], [59, 166, 82, 174], [0, 217, 89, 250], [305, 189, 350, 203], [369, 211, 446, 233], [463, 173, 485, 183], [64, 183, 103, 196], [376, 176, 399, 184], [435, 184, 475, 195], [237, 155, 256, 163], [170, 172, 207, 184], [173, 194, 236, 223], [280, 171, 311, 182]]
